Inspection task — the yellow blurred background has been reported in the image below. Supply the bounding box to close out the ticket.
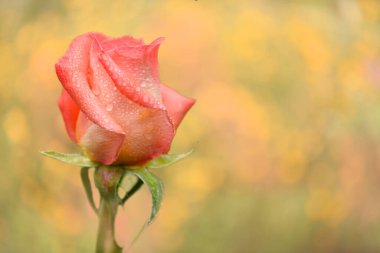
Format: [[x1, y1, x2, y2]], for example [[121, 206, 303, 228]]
[[1, 0, 380, 252]]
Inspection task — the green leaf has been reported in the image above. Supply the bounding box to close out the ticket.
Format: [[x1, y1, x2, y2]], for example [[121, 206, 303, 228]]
[[80, 167, 98, 214], [144, 149, 193, 169], [126, 168, 163, 249], [40, 151, 99, 167]]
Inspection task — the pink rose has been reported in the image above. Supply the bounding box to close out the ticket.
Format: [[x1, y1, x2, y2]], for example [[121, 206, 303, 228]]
[[56, 33, 195, 165]]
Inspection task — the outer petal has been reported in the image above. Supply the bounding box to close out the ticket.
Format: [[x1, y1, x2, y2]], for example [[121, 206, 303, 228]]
[[114, 107, 175, 165], [160, 84, 196, 129], [76, 112, 125, 165], [57, 89, 80, 142], [55, 33, 124, 136]]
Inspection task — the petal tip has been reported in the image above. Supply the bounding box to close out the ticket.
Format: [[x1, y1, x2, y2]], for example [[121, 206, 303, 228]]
[[147, 37, 165, 54]]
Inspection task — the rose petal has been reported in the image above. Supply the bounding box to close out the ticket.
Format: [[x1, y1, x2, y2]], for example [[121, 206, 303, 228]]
[[160, 84, 196, 129], [57, 89, 80, 142], [114, 107, 175, 165], [146, 37, 165, 79], [101, 35, 144, 50], [98, 39, 165, 109], [76, 112, 125, 165], [55, 33, 125, 136]]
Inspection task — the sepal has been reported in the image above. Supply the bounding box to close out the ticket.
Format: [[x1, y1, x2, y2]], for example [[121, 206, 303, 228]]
[[40, 151, 99, 167], [144, 149, 193, 169]]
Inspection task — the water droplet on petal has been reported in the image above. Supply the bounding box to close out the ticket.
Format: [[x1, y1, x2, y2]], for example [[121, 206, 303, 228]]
[[93, 87, 100, 96], [106, 104, 113, 112], [103, 58, 110, 66]]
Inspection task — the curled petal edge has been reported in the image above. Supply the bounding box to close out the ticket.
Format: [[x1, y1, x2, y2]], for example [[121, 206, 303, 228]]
[[57, 89, 80, 143], [160, 84, 196, 129]]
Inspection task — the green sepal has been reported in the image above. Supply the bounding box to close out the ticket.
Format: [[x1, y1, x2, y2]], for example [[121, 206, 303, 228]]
[[80, 167, 98, 214], [125, 168, 164, 249], [118, 176, 144, 205], [129, 168, 163, 224], [144, 149, 193, 169], [40, 150, 192, 169], [40, 151, 99, 167]]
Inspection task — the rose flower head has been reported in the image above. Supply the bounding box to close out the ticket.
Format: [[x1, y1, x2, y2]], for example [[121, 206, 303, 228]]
[[55, 33, 195, 165]]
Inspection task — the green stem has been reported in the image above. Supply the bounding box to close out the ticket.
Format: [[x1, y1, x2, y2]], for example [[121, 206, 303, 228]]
[[96, 197, 122, 253], [94, 167, 125, 253]]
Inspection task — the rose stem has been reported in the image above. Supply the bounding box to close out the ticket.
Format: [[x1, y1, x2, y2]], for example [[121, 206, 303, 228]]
[[94, 166, 124, 253]]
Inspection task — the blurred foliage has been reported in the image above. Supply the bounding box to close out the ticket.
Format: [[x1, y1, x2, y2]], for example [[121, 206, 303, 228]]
[[1, 0, 380, 252]]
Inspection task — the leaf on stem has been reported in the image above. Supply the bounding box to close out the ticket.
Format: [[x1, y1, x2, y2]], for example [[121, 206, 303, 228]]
[[40, 151, 99, 167], [144, 149, 193, 169]]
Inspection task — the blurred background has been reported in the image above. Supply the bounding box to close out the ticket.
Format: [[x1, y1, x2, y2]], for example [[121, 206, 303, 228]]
[[1, 0, 380, 252]]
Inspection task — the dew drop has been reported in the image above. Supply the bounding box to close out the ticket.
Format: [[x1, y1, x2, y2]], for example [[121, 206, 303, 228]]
[[93, 87, 101, 96], [106, 104, 113, 112]]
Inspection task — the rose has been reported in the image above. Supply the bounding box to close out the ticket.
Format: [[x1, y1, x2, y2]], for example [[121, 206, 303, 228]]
[[55, 33, 195, 165]]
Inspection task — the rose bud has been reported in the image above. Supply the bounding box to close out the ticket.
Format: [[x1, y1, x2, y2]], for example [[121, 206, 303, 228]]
[[55, 33, 195, 165]]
